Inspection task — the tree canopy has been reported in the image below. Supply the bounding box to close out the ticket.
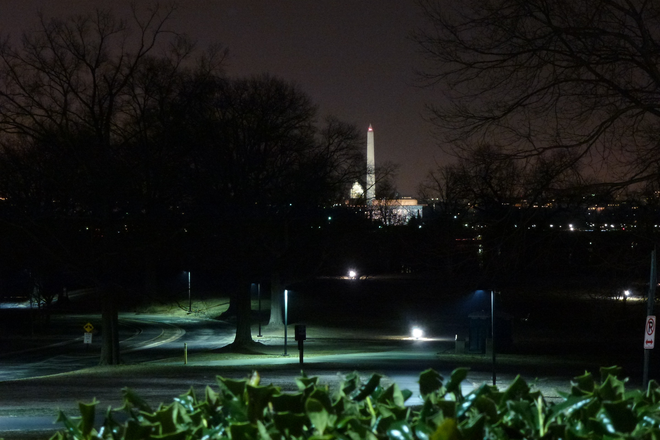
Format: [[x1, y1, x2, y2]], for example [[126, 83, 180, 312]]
[[415, 0, 660, 189]]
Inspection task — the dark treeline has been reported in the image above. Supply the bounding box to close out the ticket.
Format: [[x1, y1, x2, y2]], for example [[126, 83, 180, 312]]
[[0, 6, 368, 364]]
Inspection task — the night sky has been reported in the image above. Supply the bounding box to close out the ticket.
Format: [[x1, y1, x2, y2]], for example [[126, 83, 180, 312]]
[[0, 0, 443, 196]]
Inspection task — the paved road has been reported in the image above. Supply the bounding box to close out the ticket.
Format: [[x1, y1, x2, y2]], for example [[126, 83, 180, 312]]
[[0, 314, 592, 438], [0, 314, 236, 381]]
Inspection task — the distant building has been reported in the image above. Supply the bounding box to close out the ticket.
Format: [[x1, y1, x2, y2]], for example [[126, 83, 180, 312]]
[[344, 125, 424, 225], [350, 181, 364, 199], [371, 197, 423, 225]]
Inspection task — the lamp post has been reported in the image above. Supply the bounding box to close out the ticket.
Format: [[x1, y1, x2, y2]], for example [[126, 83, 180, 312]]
[[257, 283, 263, 337], [283, 289, 289, 356], [491, 290, 496, 386], [187, 271, 191, 314]]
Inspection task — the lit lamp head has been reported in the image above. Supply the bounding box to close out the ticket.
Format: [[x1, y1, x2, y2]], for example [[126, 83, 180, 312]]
[[348, 270, 357, 279], [411, 327, 424, 339]]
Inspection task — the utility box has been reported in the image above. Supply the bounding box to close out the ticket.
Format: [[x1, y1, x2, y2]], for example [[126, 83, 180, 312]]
[[468, 310, 513, 353], [295, 324, 306, 341]]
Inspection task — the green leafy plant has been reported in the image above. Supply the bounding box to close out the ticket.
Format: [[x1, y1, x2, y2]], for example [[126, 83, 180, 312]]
[[49, 367, 660, 439]]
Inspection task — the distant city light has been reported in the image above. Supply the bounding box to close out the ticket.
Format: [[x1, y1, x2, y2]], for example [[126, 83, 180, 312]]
[[348, 270, 357, 279], [411, 327, 423, 339]]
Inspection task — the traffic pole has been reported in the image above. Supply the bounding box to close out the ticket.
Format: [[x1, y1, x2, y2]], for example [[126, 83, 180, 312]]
[[644, 249, 656, 389]]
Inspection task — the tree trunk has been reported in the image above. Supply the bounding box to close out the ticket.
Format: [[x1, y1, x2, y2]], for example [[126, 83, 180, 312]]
[[219, 292, 237, 320], [99, 287, 121, 365], [268, 273, 284, 327], [232, 280, 253, 347]]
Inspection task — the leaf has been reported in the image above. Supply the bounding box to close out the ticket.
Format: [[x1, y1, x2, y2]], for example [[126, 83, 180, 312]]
[[505, 400, 535, 431], [246, 384, 278, 422], [256, 420, 272, 440], [446, 368, 469, 399], [353, 374, 382, 401], [377, 403, 409, 421], [457, 384, 490, 418], [307, 398, 330, 435], [149, 403, 178, 434], [78, 400, 97, 438], [413, 421, 434, 440], [122, 387, 153, 413], [55, 410, 82, 438], [572, 372, 595, 395], [436, 400, 457, 419], [296, 371, 319, 391], [218, 377, 247, 400], [419, 398, 438, 422], [124, 419, 156, 440], [205, 386, 219, 408], [472, 395, 498, 420], [459, 413, 485, 440], [376, 414, 396, 434], [309, 388, 334, 413], [500, 375, 530, 404], [598, 375, 626, 402], [419, 369, 444, 397], [229, 421, 258, 440], [431, 417, 460, 440], [174, 388, 197, 412], [387, 420, 413, 440], [600, 366, 623, 383], [150, 428, 189, 439], [248, 371, 260, 387], [273, 411, 307, 437], [600, 401, 637, 433], [272, 393, 305, 413], [342, 372, 360, 396], [547, 395, 592, 421], [378, 383, 406, 408]]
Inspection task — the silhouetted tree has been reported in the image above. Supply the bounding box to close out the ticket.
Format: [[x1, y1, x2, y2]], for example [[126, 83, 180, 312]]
[[186, 74, 364, 348], [419, 144, 589, 284], [415, 0, 660, 190], [0, 5, 222, 365]]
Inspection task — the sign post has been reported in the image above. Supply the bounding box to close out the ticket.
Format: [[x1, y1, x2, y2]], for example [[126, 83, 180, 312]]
[[644, 249, 657, 389], [295, 324, 307, 365], [645, 316, 656, 349], [83, 322, 94, 348]]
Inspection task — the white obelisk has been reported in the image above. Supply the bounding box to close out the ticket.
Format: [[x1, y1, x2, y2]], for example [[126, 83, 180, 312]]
[[366, 124, 375, 204]]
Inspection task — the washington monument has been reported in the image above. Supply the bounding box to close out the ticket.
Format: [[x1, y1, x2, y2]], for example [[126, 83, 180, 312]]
[[367, 124, 375, 204]]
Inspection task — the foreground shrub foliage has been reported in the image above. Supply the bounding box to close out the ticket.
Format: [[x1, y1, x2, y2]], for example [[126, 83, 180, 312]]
[[49, 366, 660, 439]]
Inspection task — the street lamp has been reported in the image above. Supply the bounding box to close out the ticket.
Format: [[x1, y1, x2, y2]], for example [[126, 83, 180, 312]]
[[283, 289, 289, 356], [491, 290, 496, 386], [187, 271, 191, 314], [257, 283, 262, 337]]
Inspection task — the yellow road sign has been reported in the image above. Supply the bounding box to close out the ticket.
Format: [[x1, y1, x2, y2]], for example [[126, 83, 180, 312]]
[[84, 323, 94, 333]]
